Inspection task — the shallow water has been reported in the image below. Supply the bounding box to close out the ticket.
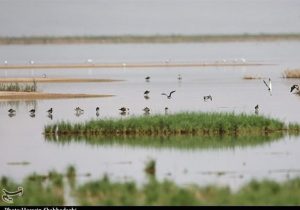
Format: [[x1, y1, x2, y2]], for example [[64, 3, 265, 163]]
[[0, 41, 300, 190]]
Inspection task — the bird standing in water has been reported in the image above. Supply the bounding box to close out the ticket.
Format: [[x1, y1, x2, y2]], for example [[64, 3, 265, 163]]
[[290, 84, 299, 93], [263, 78, 272, 95]]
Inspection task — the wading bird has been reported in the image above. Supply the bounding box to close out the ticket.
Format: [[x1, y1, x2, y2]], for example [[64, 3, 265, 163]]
[[203, 95, 212, 102], [145, 76, 150, 82], [290, 84, 299, 93], [164, 107, 169, 115], [143, 107, 150, 115], [178, 74, 182, 81], [263, 78, 272, 95], [161, 90, 176, 99], [144, 90, 150, 95], [255, 104, 259, 115], [29, 109, 35, 114], [8, 109, 16, 114], [47, 108, 53, 114]]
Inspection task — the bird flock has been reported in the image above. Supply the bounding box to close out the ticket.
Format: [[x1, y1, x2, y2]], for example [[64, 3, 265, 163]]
[[5, 75, 299, 119]]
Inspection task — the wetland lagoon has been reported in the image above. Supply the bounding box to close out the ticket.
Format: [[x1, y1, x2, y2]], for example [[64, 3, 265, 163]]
[[1, 39, 300, 205]]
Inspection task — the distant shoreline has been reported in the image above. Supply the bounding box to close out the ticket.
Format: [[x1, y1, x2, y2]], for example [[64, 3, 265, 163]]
[[1, 34, 300, 45]]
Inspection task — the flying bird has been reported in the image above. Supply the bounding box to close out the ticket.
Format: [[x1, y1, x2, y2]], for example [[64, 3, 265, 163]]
[[161, 90, 176, 99], [263, 78, 272, 95], [290, 84, 299, 93]]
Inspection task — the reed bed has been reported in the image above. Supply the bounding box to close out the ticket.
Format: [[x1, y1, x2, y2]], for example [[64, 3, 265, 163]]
[[44, 112, 293, 138], [243, 75, 264, 80], [282, 69, 300, 78], [0, 81, 37, 92]]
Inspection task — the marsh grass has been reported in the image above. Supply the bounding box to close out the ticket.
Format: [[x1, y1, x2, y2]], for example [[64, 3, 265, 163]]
[[2, 169, 300, 205], [44, 112, 293, 138], [0, 81, 37, 92], [144, 159, 156, 176], [0, 170, 64, 205], [282, 69, 300, 78], [75, 176, 300, 205]]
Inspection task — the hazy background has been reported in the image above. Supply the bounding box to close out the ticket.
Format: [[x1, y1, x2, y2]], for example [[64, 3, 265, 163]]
[[0, 0, 300, 37]]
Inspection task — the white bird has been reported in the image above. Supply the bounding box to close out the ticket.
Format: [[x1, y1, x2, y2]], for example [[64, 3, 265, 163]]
[[29, 60, 34, 64], [4, 60, 8, 65], [263, 78, 272, 95]]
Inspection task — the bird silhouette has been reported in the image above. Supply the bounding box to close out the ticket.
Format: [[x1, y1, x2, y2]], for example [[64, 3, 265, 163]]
[[145, 76, 150, 82], [255, 104, 259, 115], [47, 108, 53, 114], [263, 78, 272, 95], [144, 90, 150, 95], [203, 95, 212, 102], [161, 90, 176, 99], [290, 84, 299, 93]]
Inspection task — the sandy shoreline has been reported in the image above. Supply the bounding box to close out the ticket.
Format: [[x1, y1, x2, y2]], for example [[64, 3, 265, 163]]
[[0, 91, 114, 100], [0, 78, 123, 83], [0, 62, 273, 70]]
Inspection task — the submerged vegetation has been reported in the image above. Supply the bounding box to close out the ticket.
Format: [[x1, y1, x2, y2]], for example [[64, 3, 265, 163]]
[[0, 81, 37, 92], [44, 112, 299, 138], [2, 167, 300, 206], [1, 34, 300, 45]]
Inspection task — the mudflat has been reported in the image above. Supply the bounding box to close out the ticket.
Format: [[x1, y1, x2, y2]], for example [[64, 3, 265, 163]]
[[0, 91, 114, 100]]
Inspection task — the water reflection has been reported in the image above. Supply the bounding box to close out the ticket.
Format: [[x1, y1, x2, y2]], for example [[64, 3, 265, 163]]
[[0, 100, 37, 109], [47, 113, 53, 120], [44, 133, 286, 150], [8, 112, 16, 118]]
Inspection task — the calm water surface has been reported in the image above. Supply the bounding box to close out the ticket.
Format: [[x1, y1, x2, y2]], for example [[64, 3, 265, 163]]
[[0, 41, 300, 190]]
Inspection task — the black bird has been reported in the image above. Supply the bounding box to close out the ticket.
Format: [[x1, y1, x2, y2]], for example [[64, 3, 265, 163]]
[[75, 107, 84, 113], [47, 108, 53, 114], [8, 108, 16, 114], [143, 107, 150, 115], [178, 74, 182, 81], [29, 109, 35, 114], [145, 76, 150, 82], [96, 107, 100, 112], [47, 113, 53, 120], [290, 84, 299, 93], [255, 104, 259, 115], [203, 95, 212, 102], [144, 90, 150, 95], [119, 107, 129, 112], [161, 90, 176, 99]]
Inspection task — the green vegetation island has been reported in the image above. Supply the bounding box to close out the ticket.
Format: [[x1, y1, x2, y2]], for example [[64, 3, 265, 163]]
[[1, 167, 300, 206], [44, 112, 300, 138], [1, 33, 300, 45]]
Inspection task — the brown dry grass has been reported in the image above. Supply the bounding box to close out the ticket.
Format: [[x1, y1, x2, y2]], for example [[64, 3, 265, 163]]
[[282, 69, 300, 78], [243, 75, 265, 80], [0, 77, 123, 83], [0, 91, 114, 100]]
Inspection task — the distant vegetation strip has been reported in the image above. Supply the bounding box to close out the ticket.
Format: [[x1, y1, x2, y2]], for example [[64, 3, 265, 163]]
[[44, 112, 300, 137], [0, 81, 37, 92], [2, 168, 300, 205], [1, 34, 300, 45]]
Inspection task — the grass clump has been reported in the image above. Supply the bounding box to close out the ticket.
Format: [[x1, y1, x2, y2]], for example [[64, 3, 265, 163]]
[[282, 69, 300, 78], [0, 80, 37, 92], [75, 176, 300, 205], [44, 112, 293, 138], [0, 170, 64, 205]]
